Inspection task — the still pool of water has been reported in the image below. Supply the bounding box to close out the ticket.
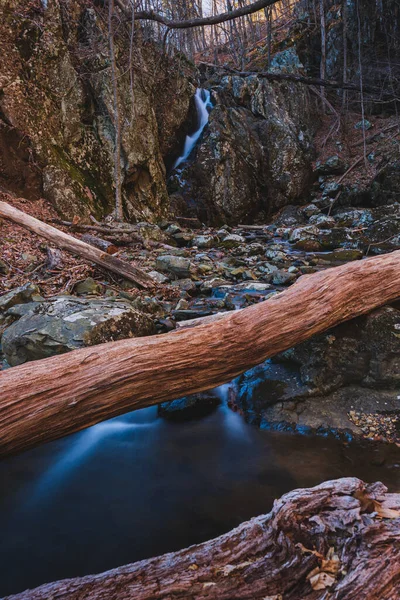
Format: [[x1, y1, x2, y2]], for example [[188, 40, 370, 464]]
[[0, 399, 399, 596]]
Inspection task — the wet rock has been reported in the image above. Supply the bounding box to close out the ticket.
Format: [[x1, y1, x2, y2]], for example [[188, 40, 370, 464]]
[[158, 392, 221, 421], [230, 306, 400, 436], [1, 296, 155, 366], [155, 255, 192, 279]]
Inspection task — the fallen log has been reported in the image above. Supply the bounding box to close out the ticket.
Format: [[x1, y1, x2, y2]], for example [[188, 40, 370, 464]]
[[0, 250, 400, 457], [81, 233, 118, 255], [0, 201, 153, 288], [6, 478, 400, 600]]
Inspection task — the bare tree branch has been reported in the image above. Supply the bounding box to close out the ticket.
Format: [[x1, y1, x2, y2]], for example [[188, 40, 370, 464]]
[[115, 0, 280, 30]]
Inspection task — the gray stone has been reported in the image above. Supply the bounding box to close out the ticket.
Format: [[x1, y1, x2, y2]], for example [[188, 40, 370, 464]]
[[220, 234, 246, 248], [272, 270, 297, 285], [2, 296, 155, 366], [0, 283, 42, 313], [75, 277, 102, 295], [155, 255, 192, 279], [191, 235, 216, 249], [149, 270, 169, 284]]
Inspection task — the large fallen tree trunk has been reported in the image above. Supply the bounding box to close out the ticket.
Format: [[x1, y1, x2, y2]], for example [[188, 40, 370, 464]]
[[6, 478, 400, 600], [0, 201, 153, 289], [0, 250, 400, 457]]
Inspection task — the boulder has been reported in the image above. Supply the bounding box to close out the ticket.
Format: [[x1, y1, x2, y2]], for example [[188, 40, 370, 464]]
[[1, 296, 155, 366], [176, 67, 315, 225], [155, 255, 192, 279]]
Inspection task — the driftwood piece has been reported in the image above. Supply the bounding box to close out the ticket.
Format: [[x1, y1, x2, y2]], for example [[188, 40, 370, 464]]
[[0, 201, 153, 288], [6, 478, 400, 600], [81, 233, 118, 255], [0, 250, 400, 457]]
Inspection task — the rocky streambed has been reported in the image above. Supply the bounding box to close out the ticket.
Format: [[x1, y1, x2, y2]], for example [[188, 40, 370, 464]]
[[1, 184, 399, 441]]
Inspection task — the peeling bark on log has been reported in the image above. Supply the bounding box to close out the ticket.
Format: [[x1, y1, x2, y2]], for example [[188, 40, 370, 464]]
[[0, 201, 153, 288], [0, 250, 400, 457], [6, 478, 400, 600]]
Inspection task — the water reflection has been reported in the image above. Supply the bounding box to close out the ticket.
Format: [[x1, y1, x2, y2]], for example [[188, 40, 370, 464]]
[[0, 394, 399, 596]]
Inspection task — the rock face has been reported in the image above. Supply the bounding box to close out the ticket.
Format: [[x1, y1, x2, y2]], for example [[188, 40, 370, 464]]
[[0, 0, 196, 220], [174, 55, 315, 225], [1, 296, 155, 366], [231, 306, 400, 436]]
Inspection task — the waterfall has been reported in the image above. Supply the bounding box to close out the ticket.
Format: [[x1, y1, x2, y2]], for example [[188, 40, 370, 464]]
[[173, 88, 212, 170]]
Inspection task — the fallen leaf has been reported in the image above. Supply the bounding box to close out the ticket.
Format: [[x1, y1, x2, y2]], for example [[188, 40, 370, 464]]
[[308, 571, 336, 591], [373, 500, 400, 519]]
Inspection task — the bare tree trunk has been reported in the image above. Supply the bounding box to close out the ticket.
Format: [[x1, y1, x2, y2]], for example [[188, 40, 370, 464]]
[[108, 0, 124, 221], [0, 248, 400, 457], [0, 201, 153, 288], [6, 478, 400, 600], [319, 0, 326, 109]]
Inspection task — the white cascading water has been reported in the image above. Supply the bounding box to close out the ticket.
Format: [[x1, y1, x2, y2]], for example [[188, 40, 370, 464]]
[[173, 88, 212, 170]]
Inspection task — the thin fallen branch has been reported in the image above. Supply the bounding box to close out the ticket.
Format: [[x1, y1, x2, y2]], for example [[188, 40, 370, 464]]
[[0, 250, 400, 457], [6, 478, 400, 600], [0, 201, 153, 288], [51, 219, 142, 237]]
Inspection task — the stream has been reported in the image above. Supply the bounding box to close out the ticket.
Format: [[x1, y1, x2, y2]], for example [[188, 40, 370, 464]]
[[0, 390, 399, 596], [173, 88, 212, 170]]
